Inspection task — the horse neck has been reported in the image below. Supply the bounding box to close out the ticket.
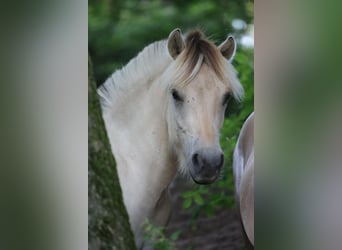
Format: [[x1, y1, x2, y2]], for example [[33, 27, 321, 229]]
[[102, 67, 178, 201]]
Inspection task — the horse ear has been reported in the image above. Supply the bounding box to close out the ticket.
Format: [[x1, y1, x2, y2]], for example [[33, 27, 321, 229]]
[[219, 35, 236, 62], [167, 28, 185, 60]]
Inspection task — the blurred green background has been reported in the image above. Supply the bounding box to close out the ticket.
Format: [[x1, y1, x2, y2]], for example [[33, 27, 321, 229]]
[[89, 0, 254, 246], [89, 0, 254, 84]]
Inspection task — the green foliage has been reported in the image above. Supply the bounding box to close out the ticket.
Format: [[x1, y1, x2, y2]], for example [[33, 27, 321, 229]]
[[89, 0, 253, 85], [143, 219, 180, 250]]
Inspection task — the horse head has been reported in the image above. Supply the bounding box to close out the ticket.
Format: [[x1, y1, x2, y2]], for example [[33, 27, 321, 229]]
[[165, 29, 243, 184]]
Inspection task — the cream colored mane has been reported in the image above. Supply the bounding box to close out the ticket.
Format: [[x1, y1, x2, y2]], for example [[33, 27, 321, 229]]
[[98, 40, 171, 111]]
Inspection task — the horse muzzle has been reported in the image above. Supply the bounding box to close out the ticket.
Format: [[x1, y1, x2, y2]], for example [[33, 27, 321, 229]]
[[189, 148, 224, 185]]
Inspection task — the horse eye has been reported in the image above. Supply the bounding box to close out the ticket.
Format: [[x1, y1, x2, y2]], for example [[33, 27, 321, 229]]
[[171, 89, 184, 102], [222, 92, 232, 106]]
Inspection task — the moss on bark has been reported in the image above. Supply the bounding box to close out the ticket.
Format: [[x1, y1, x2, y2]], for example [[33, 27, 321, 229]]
[[88, 57, 136, 250]]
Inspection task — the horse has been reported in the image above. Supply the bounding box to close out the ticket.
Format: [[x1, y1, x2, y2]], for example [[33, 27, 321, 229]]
[[233, 112, 254, 249], [98, 28, 244, 249]]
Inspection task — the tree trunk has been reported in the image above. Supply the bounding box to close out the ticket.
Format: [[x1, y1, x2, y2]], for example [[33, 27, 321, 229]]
[[88, 57, 137, 250]]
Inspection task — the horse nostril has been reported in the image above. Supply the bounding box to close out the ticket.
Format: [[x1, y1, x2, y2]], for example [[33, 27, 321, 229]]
[[192, 153, 199, 166]]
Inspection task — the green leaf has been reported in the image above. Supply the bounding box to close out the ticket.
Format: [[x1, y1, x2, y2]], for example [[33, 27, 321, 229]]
[[183, 198, 192, 209], [193, 193, 204, 205], [204, 206, 214, 217], [182, 191, 194, 198], [170, 230, 182, 241]]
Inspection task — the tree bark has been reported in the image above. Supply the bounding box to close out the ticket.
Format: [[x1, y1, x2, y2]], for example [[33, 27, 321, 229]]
[[88, 57, 137, 250]]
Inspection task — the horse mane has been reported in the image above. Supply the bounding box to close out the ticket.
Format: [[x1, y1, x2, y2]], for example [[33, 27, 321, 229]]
[[98, 29, 243, 111], [97, 40, 171, 110]]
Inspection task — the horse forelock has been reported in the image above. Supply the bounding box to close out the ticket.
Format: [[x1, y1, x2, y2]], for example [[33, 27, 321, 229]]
[[184, 30, 225, 80], [170, 30, 244, 101]]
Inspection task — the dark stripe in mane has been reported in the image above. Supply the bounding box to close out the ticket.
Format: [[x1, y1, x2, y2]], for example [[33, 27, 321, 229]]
[[180, 29, 226, 81]]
